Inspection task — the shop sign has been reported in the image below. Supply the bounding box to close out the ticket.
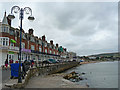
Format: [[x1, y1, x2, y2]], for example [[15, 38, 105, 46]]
[[9, 46, 19, 51], [21, 48, 31, 53]]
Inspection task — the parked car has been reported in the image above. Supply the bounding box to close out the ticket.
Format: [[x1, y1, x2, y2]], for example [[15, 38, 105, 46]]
[[48, 59, 57, 63], [80, 60, 84, 62], [43, 60, 52, 64]]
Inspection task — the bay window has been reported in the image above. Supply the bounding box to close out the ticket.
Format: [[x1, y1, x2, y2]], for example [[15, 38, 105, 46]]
[[22, 42, 25, 49], [0, 37, 9, 46], [39, 46, 41, 52], [31, 45, 35, 50], [1, 26, 9, 33]]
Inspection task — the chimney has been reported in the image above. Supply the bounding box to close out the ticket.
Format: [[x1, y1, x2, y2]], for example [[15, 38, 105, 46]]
[[56, 43, 58, 47], [50, 40, 53, 45], [64, 48, 67, 52], [42, 35, 46, 41], [39, 37, 41, 40], [28, 29, 34, 35]]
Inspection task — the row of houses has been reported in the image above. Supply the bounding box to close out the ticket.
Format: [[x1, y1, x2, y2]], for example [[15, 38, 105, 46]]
[[0, 11, 76, 66]]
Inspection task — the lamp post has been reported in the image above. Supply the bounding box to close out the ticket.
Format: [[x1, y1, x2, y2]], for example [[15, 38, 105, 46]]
[[8, 6, 35, 83]]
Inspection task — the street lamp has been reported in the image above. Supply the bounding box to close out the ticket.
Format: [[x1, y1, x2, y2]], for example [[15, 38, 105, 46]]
[[8, 6, 35, 83]]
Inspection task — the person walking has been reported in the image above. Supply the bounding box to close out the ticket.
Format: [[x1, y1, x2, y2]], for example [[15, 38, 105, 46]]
[[5, 59, 8, 70]]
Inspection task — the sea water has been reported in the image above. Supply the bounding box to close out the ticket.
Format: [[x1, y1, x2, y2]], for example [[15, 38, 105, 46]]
[[65, 61, 118, 88]]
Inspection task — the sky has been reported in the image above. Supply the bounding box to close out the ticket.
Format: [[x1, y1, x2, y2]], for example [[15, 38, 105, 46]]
[[0, 1, 118, 56]]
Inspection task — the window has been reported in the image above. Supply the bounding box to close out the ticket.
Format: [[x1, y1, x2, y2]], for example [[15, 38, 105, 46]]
[[8, 54, 14, 60], [39, 40, 42, 45], [10, 42, 14, 47], [45, 49, 47, 53], [22, 33, 26, 39], [21, 54, 26, 61], [38, 55, 41, 60], [31, 45, 35, 50], [9, 29, 14, 35], [1, 26, 9, 33], [32, 55, 35, 60], [39, 46, 41, 52], [22, 42, 25, 49], [49, 45, 52, 48], [45, 43, 47, 47], [53, 46, 55, 49], [50, 50, 52, 54], [31, 37, 35, 42], [0, 37, 9, 46], [16, 31, 19, 37], [55, 47, 58, 50]]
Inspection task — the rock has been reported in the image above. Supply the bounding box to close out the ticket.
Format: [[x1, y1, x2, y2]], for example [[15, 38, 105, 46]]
[[63, 73, 73, 79], [81, 72, 85, 74], [79, 76, 84, 80], [85, 78, 87, 80], [70, 71, 77, 75], [72, 79, 76, 82], [86, 83, 89, 87], [76, 77, 80, 82]]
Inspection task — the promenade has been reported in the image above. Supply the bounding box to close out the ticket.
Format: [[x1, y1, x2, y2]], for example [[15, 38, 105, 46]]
[[25, 73, 87, 88]]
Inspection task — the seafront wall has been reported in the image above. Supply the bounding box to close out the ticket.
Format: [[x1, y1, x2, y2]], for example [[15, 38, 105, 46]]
[[12, 62, 79, 88]]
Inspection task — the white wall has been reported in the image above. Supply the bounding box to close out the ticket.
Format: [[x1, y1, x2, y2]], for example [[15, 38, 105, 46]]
[[0, 51, 2, 66], [1, 51, 8, 66], [14, 53, 18, 62]]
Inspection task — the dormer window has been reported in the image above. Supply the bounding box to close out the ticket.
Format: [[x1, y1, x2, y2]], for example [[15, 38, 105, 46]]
[[45, 43, 47, 47], [39, 40, 42, 45], [31, 37, 35, 42]]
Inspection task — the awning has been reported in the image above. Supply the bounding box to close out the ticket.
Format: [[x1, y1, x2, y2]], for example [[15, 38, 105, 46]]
[[9, 51, 14, 54], [11, 39, 16, 43]]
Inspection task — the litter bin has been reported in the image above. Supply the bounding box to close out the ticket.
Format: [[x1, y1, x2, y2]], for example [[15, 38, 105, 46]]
[[10, 63, 22, 78]]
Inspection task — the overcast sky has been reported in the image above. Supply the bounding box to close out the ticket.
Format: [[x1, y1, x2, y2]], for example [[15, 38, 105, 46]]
[[0, 1, 118, 56]]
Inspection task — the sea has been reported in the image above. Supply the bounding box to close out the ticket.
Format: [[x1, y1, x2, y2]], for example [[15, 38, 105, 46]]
[[65, 61, 118, 88]]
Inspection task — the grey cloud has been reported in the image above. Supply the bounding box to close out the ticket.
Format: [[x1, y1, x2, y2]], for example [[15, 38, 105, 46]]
[[0, 2, 118, 56]]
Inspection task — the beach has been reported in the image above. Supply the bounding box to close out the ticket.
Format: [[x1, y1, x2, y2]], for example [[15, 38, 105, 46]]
[[25, 73, 88, 88]]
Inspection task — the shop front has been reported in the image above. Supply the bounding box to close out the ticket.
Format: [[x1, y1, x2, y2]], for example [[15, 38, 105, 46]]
[[21, 48, 31, 61]]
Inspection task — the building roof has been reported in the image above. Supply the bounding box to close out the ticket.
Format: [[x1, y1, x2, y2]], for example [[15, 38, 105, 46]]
[[2, 11, 9, 25]]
